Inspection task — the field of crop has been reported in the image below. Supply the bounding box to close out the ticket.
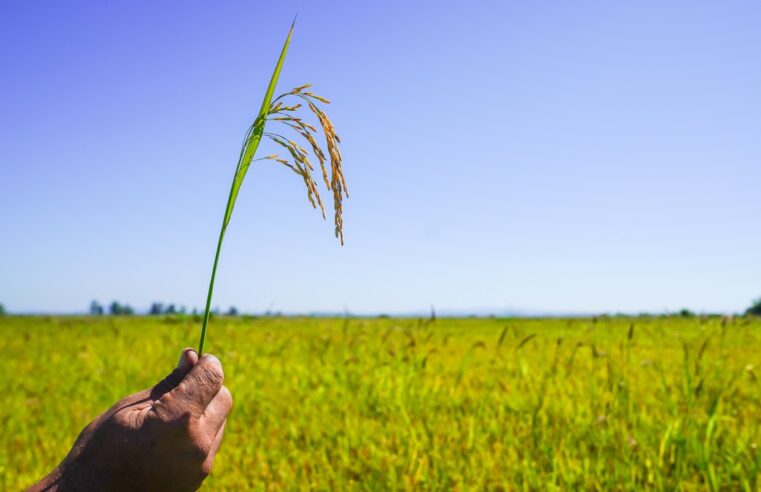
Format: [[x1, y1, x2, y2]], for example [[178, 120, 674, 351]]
[[1, 315, 759, 490]]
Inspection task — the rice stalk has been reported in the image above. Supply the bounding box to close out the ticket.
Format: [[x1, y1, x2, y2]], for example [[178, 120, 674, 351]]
[[197, 20, 347, 354]]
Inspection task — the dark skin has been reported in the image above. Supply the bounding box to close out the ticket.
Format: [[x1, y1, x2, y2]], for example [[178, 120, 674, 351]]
[[29, 349, 232, 492]]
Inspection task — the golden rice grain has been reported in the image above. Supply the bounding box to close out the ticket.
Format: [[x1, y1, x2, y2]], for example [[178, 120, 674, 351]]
[[265, 85, 348, 244]]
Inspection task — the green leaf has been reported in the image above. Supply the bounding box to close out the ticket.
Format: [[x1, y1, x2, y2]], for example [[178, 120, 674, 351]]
[[199, 20, 294, 355], [224, 20, 295, 228]]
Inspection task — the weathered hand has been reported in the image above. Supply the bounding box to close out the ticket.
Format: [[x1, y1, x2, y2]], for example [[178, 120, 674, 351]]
[[29, 349, 232, 492]]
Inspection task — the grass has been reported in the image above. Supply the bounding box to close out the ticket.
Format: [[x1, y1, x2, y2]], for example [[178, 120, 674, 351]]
[[1, 315, 759, 490]]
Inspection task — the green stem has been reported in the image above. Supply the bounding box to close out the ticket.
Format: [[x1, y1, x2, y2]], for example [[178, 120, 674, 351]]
[[196, 21, 294, 355], [198, 166, 239, 355], [198, 224, 226, 355]]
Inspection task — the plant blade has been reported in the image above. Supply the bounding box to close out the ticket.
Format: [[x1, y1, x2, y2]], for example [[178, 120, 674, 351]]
[[224, 20, 295, 229], [198, 21, 295, 355]]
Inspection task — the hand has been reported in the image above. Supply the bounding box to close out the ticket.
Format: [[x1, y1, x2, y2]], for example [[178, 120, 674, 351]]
[[29, 349, 232, 492]]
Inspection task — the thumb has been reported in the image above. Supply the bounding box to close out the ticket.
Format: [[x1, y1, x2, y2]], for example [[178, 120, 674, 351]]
[[151, 348, 199, 397]]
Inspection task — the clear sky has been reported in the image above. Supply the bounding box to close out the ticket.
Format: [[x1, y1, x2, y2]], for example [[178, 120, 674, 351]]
[[1, 1, 759, 315]]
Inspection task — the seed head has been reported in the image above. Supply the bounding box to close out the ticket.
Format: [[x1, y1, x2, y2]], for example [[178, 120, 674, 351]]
[[265, 85, 348, 244]]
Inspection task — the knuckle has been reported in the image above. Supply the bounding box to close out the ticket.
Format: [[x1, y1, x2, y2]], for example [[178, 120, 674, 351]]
[[112, 410, 136, 428], [159, 392, 174, 406], [177, 381, 189, 394], [153, 395, 179, 422], [153, 397, 169, 417]]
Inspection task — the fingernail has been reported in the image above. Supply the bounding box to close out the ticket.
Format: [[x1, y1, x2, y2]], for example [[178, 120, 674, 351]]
[[203, 354, 220, 364], [177, 349, 196, 370]]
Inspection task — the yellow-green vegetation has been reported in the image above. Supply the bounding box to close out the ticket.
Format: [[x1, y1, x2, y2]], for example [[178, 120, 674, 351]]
[[1, 316, 759, 490]]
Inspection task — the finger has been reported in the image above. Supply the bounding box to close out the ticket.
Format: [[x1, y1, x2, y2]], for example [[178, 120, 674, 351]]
[[201, 420, 226, 476], [202, 386, 232, 436], [161, 354, 224, 417], [151, 348, 199, 397]]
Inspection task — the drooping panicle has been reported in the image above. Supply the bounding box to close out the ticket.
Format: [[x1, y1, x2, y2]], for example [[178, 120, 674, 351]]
[[264, 85, 348, 244]]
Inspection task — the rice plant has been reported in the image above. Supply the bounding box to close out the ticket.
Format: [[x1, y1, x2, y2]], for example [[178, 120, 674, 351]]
[[197, 21, 347, 354], [3, 316, 760, 490]]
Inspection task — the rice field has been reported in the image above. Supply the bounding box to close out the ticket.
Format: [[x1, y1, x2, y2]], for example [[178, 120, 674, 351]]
[[1, 315, 759, 490]]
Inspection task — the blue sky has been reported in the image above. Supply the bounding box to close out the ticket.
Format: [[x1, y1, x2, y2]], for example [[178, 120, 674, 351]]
[[1, 1, 759, 315]]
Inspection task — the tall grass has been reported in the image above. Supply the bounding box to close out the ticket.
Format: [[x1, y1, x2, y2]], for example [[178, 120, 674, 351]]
[[2, 316, 759, 489], [198, 21, 347, 354]]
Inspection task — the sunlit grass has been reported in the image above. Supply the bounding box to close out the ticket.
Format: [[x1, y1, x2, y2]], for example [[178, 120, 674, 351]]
[[1, 316, 759, 490]]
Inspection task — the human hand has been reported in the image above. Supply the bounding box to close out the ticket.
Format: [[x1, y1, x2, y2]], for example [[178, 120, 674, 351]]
[[29, 349, 232, 492]]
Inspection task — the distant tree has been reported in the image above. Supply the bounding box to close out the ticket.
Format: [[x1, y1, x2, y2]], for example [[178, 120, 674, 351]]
[[0, 304, 5, 316], [149, 303, 164, 315], [678, 308, 695, 318], [226, 306, 239, 316], [109, 301, 134, 316], [165, 304, 177, 315], [89, 300, 104, 316], [746, 297, 761, 316]]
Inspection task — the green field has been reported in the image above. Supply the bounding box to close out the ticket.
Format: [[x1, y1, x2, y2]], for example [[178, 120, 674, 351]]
[[1, 316, 759, 490]]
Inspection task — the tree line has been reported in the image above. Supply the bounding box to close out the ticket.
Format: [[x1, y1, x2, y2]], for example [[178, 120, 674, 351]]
[[88, 301, 239, 316], [0, 299, 760, 317]]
